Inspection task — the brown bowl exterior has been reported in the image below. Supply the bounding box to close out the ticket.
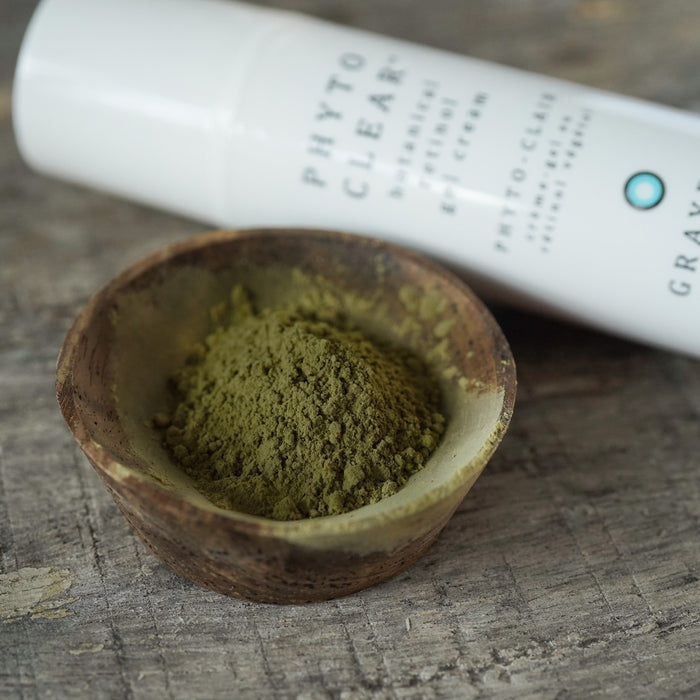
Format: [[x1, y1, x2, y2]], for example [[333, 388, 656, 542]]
[[56, 229, 516, 603], [99, 465, 454, 603]]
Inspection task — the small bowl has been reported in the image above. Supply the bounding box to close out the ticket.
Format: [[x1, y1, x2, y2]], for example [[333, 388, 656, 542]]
[[56, 229, 515, 603]]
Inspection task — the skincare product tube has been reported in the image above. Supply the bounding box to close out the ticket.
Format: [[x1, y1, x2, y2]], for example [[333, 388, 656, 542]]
[[13, 0, 700, 357]]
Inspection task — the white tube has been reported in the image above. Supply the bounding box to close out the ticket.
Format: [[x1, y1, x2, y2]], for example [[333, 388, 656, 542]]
[[13, 0, 700, 357]]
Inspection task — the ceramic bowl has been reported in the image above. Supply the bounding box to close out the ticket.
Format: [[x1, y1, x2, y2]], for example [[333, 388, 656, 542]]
[[56, 229, 516, 603]]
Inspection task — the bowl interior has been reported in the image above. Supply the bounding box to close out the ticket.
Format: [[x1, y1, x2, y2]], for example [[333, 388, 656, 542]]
[[64, 230, 514, 538]]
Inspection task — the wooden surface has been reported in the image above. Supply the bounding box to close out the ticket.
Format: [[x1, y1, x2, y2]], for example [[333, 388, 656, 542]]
[[1, 1, 700, 698]]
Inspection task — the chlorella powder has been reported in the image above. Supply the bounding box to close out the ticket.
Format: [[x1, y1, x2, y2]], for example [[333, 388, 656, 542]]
[[157, 286, 445, 520]]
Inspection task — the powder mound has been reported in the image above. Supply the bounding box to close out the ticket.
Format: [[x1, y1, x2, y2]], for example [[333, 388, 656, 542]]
[[160, 286, 446, 520]]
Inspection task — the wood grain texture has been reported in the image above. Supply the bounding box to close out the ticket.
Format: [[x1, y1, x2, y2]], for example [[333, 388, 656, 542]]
[[1, 0, 700, 698]]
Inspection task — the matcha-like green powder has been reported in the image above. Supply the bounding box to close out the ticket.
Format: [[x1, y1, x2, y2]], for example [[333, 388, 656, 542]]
[[157, 286, 446, 520]]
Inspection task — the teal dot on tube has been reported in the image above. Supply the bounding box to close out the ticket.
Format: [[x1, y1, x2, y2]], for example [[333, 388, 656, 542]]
[[625, 172, 664, 210]]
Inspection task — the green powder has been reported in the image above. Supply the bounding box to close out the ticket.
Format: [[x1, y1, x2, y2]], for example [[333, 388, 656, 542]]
[[157, 286, 446, 521]]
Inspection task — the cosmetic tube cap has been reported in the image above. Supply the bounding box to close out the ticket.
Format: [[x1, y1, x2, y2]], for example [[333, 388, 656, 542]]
[[13, 0, 279, 222]]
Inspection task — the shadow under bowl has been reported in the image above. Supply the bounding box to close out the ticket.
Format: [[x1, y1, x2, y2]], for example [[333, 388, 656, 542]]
[[56, 229, 516, 603]]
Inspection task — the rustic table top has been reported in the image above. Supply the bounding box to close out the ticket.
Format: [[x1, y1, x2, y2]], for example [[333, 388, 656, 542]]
[[2, 1, 700, 698]]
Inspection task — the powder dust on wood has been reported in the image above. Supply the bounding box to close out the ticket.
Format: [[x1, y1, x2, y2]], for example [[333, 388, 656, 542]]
[[156, 285, 446, 520]]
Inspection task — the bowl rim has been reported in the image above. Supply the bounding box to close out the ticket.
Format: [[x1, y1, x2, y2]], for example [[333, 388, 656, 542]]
[[56, 228, 516, 541]]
